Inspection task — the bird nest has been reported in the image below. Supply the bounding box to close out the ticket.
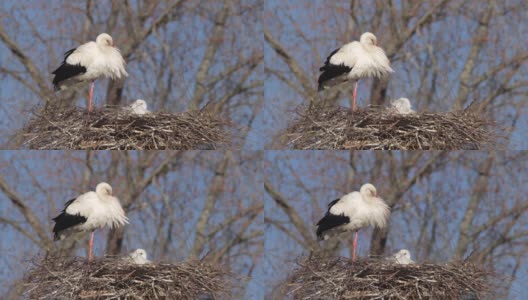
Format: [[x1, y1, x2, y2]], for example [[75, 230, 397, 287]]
[[283, 255, 495, 300], [22, 107, 232, 150], [283, 105, 498, 150], [23, 256, 236, 300]]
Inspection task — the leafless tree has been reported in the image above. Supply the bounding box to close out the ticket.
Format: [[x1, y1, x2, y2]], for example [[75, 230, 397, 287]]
[[0, 151, 263, 298], [0, 0, 263, 148], [264, 151, 528, 298], [264, 0, 528, 148]]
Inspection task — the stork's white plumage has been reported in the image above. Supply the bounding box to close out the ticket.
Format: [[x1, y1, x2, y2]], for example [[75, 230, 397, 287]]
[[316, 183, 390, 261], [52, 182, 128, 261], [125, 99, 150, 115], [52, 33, 129, 112], [318, 32, 393, 111], [125, 249, 152, 265], [390, 98, 415, 115], [388, 249, 415, 265]]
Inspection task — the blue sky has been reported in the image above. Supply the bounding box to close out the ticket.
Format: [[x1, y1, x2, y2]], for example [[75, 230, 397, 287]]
[[0, 152, 527, 299], [260, 0, 528, 149], [262, 151, 528, 299], [1, 1, 528, 299], [0, 0, 262, 149], [0, 151, 263, 299], [1, 1, 526, 150]]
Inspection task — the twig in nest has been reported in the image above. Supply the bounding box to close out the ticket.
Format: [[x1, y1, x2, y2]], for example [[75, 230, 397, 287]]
[[283, 106, 500, 150], [24, 256, 237, 300], [283, 255, 496, 300], [22, 107, 232, 150]]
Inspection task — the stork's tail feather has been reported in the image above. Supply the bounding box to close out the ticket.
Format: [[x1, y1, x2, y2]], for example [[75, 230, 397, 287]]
[[317, 64, 352, 91], [51, 63, 87, 91], [52, 212, 87, 241], [316, 213, 350, 240]]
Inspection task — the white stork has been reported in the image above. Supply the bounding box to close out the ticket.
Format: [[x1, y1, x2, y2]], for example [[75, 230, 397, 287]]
[[390, 98, 416, 115], [316, 183, 390, 262], [318, 32, 394, 111], [125, 99, 150, 115], [125, 249, 152, 265], [52, 182, 129, 262], [388, 249, 415, 265], [52, 33, 129, 112]]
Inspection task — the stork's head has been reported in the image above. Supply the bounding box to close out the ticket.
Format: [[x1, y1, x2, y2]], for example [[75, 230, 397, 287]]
[[360, 32, 377, 46], [391, 98, 411, 113], [360, 183, 378, 198], [96, 182, 113, 196], [96, 33, 114, 47], [133, 99, 148, 110], [396, 249, 411, 260], [395, 98, 411, 109], [131, 249, 148, 259]]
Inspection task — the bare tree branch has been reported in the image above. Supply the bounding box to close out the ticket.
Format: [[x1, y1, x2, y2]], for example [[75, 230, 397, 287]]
[[189, 152, 231, 258], [264, 180, 319, 250], [190, 2, 230, 110], [264, 28, 317, 102], [0, 176, 52, 250]]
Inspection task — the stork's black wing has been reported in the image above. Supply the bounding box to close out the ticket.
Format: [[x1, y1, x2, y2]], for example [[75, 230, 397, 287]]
[[316, 213, 350, 240], [316, 197, 350, 240], [320, 48, 341, 69], [52, 198, 87, 240], [51, 48, 87, 90], [318, 47, 353, 91]]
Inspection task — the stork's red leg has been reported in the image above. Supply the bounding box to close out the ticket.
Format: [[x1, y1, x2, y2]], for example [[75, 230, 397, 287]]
[[88, 81, 95, 112], [88, 231, 94, 262], [352, 81, 358, 112], [352, 230, 358, 262]]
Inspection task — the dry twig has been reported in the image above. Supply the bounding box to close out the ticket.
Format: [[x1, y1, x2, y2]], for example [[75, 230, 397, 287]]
[[283, 106, 498, 150], [24, 256, 236, 299], [22, 107, 232, 150], [283, 255, 495, 300]]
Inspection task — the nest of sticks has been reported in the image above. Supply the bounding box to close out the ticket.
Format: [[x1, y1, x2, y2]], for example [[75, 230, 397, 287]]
[[283, 105, 497, 150], [283, 255, 494, 300], [23, 256, 235, 300], [22, 107, 231, 150]]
